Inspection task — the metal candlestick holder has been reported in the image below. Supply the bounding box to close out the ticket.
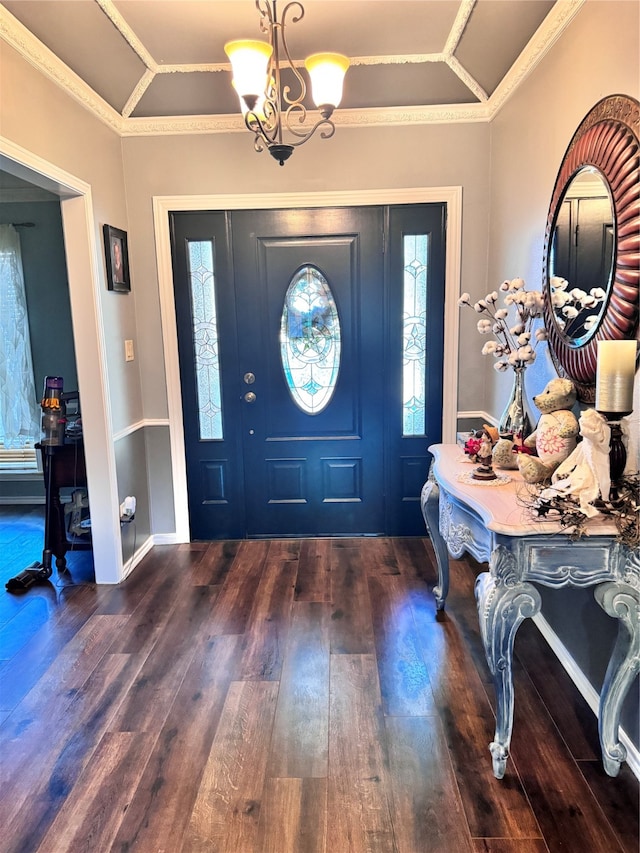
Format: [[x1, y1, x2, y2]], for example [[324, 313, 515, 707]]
[[598, 409, 631, 500]]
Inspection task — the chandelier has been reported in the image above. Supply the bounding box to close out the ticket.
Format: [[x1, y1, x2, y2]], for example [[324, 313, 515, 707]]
[[224, 1, 350, 166]]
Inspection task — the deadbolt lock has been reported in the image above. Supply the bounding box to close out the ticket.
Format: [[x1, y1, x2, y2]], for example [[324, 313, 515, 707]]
[[244, 391, 257, 403]]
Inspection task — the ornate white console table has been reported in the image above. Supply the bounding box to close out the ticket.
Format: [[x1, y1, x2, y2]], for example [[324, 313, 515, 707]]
[[421, 443, 639, 779]]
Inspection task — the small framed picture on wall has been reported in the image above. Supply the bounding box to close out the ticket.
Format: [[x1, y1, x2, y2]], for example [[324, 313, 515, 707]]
[[103, 224, 131, 293]]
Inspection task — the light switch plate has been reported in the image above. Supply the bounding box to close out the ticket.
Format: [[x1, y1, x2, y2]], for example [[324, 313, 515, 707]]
[[125, 339, 134, 362]]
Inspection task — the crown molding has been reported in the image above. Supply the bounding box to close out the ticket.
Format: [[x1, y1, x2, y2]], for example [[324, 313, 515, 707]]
[[0, 6, 124, 134], [488, 0, 586, 119], [1, 0, 584, 137]]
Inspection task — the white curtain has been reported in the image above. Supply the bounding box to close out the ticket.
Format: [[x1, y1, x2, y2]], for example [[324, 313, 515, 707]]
[[0, 225, 40, 447]]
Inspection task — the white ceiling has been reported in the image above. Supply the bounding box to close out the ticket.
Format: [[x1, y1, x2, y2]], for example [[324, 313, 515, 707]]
[[0, 0, 585, 136]]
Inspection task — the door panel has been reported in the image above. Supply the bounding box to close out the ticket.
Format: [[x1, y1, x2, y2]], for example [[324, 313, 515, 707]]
[[170, 211, 246, 539], [170, 203, 445, 540], [231, 207, 385, 536], [385, 204, 446, 535]]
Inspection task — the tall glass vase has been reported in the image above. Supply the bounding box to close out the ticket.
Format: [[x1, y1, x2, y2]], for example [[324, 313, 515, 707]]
[[498, 366, 535, 441]]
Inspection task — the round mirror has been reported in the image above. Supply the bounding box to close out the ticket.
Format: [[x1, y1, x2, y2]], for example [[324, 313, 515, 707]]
[[543, 94, 639, 402], [548, 167, 614, 348]]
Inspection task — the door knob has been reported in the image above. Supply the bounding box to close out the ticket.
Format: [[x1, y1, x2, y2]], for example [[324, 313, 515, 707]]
[[244, 391, 257, 403], [244, 372, 256, 385]]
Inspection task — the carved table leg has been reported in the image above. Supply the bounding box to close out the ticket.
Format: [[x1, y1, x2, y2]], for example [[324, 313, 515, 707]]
[[594, 581, 640, 777], [475, 546, 541, 779], [420, 476, 450, 611]]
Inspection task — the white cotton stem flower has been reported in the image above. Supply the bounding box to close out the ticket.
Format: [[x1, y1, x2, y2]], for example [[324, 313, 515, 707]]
[[550, 276, 569, 291], [590, 287, 606, 300], [482, 341, 498, 355], [474, 300, 488, 312], [518, 345, 536, 364], [517, 332, 531, 345], [485, 291, 499, 304], [494, 360, 509, 372], [494, 308, 508, 320], [535, 327, 548, 341], [458, 292, 471, 306], [562, 305, 579, 319], [510, 323, 524, 334], [477, 318, 492, 333], [509, 277, 526, 291]]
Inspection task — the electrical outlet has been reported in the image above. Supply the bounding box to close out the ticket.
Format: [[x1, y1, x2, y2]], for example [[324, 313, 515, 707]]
[[125, 339, 134, 362]]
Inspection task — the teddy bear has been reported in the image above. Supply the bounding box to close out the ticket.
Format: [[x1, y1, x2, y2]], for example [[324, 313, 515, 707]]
[[515, 377, 579, 484]]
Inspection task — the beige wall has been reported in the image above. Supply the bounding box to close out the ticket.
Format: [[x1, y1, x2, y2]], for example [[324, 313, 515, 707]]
[[487, 0, 640, 424], [0, 41, 143, 435], [1, 41, 147, 578], [487, 0, 639, 748], [122, 122, 491, 421]]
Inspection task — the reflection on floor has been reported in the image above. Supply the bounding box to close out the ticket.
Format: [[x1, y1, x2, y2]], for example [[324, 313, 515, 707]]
[[0, 505, 95, 676]]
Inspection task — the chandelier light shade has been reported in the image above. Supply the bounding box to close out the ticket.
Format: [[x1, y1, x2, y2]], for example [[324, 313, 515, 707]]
[[224, 1, 350, 165]]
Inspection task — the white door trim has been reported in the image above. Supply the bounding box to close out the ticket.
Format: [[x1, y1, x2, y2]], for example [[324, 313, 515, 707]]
[[153, 187, 462, 543], [0, 135, 123, 583]]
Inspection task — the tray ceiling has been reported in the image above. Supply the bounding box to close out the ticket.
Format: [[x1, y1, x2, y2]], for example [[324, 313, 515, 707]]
[[0, 0, 584, 135]]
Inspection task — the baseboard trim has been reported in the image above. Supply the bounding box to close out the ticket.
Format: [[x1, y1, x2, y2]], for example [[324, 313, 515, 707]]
[[152, 532, 184, 545], [532, 612, 640, 781], [120, 533, 154, 581], [457, 410, 498, 426]]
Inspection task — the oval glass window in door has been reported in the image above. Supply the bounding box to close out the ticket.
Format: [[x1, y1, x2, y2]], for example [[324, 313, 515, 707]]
[[280, 265, 341, 414]]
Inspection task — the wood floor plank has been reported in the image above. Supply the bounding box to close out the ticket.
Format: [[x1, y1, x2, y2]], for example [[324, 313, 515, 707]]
[[208, 539, 270, 635], [35, 731, 155, 853], [472, 841, 550, 852], [295, 538, 332, 601], [267, 601, 330, 778], [1, 651, 144, 852], [329, 543, 375, 654], [514, 618, 601, 760], [108, 584, 218, 732], [0, 583, 104, 710], [268, 539, 302, 561], [183, 680, 279, 853], [386, 714, 474, 853], [106, 566, 189, 654], [0, 614, 129, 776], [237, 557, 297, 680], [368, 572, 437, 716], [508, 666, 631, 853], [257, 777, 327, 853], [0, 524, 636, 853], [190, 539, 241, 585], [576, 760, 640, 853], [327, 654, 397, 853], [413, 616, 542, 840], [112, 634, 243, 853]]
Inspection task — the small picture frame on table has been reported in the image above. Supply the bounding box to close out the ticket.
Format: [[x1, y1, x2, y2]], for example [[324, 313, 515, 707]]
[[103, 224, 130, 293]]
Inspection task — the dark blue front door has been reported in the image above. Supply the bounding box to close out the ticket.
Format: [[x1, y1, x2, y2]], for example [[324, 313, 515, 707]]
[[170, 203, 445, 539]]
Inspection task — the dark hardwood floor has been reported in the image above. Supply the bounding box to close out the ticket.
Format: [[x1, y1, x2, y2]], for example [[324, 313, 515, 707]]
[[0, 506, 637, 853]]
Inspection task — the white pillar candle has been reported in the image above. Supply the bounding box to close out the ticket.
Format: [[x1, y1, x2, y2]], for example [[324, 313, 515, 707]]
[[596, 339, 637, 414]]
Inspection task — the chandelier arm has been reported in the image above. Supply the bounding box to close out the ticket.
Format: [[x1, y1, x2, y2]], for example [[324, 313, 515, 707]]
[[229, 0, 347, 164], [256, 0, 275, 33], [244, 110, 276, 147], [278, 2, 307, 107], [282, 115, 337, 146]]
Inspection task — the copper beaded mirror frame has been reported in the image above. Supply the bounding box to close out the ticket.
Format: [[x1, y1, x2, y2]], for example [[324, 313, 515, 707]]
[[543, 94, 639, 403]]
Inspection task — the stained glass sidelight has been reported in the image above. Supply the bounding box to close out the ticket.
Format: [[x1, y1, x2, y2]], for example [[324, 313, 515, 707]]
[[402, 234, 428, 436], [280, 265, 341, 415], [187, 240, 223, 439]]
